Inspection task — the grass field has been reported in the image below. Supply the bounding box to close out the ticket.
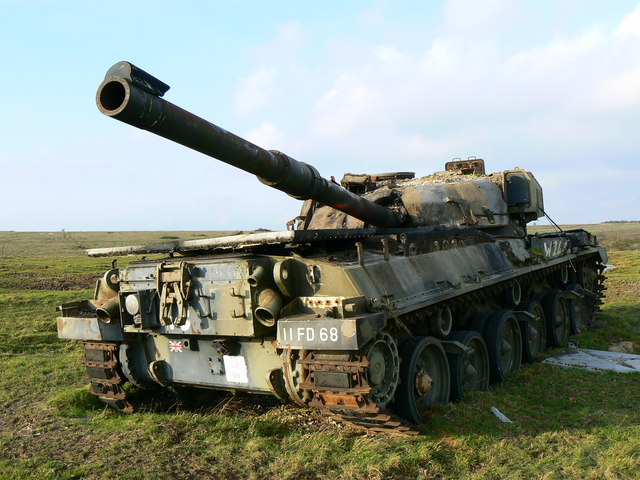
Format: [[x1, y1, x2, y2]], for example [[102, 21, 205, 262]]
[[0, 226, 638, 480]]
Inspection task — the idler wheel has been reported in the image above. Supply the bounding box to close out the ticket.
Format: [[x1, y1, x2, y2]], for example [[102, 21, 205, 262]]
[[485, 311, 522, 383], [517, 299, 547, 362], [447, 330, 490, 402], [543, 290, 570, 348], [364, 332, 400, 407], [281, 349, 311, 406], [566, 283, 588, 334], [395, 336, 450, 424]]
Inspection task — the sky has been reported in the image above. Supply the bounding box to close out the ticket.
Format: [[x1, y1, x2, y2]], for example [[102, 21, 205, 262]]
[[1, 0, 639, 232]]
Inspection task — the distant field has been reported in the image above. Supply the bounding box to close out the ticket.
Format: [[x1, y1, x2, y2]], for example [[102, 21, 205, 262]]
[[0, 230, 238, 258], [0, 225, 638, 479]]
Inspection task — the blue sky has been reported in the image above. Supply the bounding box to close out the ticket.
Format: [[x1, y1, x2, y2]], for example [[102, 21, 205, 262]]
[[1, 1, 639, 231]]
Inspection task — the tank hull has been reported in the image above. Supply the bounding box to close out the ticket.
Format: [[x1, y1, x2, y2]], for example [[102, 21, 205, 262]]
[[57, 227, 606, 431]]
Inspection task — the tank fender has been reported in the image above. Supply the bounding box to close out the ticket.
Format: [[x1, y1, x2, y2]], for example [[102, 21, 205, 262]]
[[56, 315, 123, 342], [276, 313, 386, 350], [595, 246, 608, 264]]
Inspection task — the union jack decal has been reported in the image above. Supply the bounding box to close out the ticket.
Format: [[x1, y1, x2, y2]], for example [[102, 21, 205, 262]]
[[169, 340, 183, 353]]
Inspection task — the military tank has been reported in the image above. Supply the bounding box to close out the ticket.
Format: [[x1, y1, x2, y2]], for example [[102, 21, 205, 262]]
[[56, 62, 607, 433]]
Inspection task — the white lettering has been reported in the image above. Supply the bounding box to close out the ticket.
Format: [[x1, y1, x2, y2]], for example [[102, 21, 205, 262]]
[[297, 327, 305, 340], [306, 327, 315, 341], [330, 327, 339, 342], [320, 327, 328, 342]]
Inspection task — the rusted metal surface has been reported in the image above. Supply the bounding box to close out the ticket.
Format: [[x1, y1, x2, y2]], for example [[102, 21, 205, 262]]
[[80, 342, 133, 413], [57, 316, 123, 342], [445, 157, 486, 175], [300, 350, 420, 434]]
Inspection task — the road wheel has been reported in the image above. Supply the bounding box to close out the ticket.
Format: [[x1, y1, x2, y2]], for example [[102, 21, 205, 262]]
[[517, 299, 547, 362], [543, 290, 570, 348], [447, 330, 490, 402], [485, 311, 522, 383], [566, 283, 588, 334], [395, 336, 450, 424]]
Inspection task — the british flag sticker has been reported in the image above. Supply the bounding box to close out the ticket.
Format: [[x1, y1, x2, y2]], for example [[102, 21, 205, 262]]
[[169, 340, 183, 353]]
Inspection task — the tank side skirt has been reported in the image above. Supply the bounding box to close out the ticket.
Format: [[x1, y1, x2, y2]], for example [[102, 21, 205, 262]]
[[375, 249, 602, 317]]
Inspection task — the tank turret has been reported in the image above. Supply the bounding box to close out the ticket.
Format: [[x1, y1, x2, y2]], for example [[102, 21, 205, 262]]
[[97, 62, 544, 236]]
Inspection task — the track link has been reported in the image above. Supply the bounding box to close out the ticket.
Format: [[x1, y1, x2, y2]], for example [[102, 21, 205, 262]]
[[300, 351, 419, 435], [80, 341, 133, 413]]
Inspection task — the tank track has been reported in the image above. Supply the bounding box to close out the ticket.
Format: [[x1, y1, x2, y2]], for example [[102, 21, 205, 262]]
[[299, 256, 606, 434], [80, 341, 133, 413], [587, 261, 607, 325], [300, 352, 420, 435]]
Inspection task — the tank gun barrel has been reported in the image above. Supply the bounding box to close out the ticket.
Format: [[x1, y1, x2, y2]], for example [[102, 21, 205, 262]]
[[95, 62, 401, 228]]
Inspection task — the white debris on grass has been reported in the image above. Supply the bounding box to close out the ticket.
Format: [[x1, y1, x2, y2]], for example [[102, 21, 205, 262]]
[[543, 348, 640, 373], [491, 406, 513, 423]]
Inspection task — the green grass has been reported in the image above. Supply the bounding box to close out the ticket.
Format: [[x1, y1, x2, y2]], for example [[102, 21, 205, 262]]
[[0, 227, 638, 480]]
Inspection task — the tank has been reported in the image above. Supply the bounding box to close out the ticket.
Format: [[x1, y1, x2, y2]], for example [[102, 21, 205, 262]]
[[56, 62, 607, 433]]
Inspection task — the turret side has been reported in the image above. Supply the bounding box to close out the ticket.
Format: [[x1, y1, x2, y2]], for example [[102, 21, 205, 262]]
[[303, 162, 543, 235]]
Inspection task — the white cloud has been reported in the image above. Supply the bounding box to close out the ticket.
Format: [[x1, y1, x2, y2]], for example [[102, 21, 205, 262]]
[[314, 73, 382, 137], [373, 44, 406, 64], [403, 133, 467, 160], [245, 121, 285, 149], [590, 63, 640, 112], [275, 21, 303, 45], [233, 21, 305, 116], [358, 5, 386, 27], [441, 0, 515, 37], [234, 66, 278, 115], [616, 2, 640, 37], [419, 39, 458, 74]]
